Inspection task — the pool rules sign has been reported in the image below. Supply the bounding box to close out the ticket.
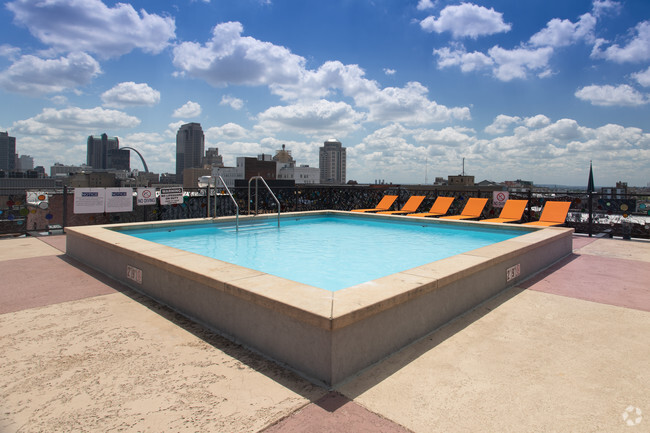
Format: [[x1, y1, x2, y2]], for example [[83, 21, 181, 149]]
[[159, 187, 184, 205]]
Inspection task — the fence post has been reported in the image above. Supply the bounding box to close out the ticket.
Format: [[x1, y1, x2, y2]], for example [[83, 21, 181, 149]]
[[587, 191, 593, 237], [62, 185, 68, 229]]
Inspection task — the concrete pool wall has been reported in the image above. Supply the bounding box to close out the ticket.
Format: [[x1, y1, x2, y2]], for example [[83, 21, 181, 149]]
[[65, 210, 573, 386]]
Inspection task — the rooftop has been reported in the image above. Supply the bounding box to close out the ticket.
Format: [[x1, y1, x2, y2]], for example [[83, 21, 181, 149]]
[[1, 233, 648, 432]]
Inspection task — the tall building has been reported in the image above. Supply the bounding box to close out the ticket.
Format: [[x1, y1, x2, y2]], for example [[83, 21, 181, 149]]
[[273, 144, 295, 164], [176, 123, 205, 184], [17, 155, 34, 171], [50, 163, 88, 177], [203, 147, 224, 168], [0, 131, 17, 171], [319, 139, 346, 184], [87, 133, 122, 170], [237, 156, 277, 181], [274, 144, 319, 184], [107, 148, 130, 171]]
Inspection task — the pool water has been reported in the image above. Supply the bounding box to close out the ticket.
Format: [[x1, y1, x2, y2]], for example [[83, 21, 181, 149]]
[[122, 215, 526, 291]]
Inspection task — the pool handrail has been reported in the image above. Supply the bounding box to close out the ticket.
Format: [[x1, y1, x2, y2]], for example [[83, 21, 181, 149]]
[[217, 175, 239, 232], [248, 176, 281, 227]]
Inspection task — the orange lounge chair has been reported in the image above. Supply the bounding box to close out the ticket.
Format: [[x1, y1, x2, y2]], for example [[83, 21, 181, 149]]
[[439, 197, 488, 220], [377, 195, 426, 215], [351, 195, 398, 213], [407, 196, 455, 217], [522, 201, 571, 227], [481, 199, 528, 223]]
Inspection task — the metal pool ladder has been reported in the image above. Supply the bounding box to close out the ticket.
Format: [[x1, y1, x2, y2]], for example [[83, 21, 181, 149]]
[[248, 176, 281, 228], [216, 175, 239, 232]]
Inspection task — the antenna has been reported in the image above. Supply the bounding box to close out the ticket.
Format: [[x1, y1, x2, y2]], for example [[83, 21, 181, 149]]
[[462, 157, 465, 176]]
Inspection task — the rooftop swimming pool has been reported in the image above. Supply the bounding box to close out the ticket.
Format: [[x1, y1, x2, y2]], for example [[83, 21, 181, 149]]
[[65, 210, 573, 385], [122, 215, 527, 292]]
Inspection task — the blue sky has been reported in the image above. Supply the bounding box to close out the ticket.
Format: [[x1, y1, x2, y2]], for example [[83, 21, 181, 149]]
[[1, 0, 649, 186]]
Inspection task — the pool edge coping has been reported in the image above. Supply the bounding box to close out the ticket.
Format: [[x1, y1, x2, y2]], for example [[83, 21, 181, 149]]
[[64, 210, 573, 332]]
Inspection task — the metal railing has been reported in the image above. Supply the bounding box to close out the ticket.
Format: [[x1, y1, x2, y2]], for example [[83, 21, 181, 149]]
[[247, 176, 281, 228], [217, 175, 239, 232], [2, 185, 649, 238]]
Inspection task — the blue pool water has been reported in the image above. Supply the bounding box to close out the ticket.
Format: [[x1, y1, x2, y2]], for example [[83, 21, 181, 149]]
[[121, 215, 527, 292]]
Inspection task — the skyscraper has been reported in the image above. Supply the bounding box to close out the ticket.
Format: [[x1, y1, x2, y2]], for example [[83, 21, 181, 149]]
[[176, 123, 205, 184], [319, 139, 346, 184], [87, 133, 121, 170], [0, 131, 16, 171]]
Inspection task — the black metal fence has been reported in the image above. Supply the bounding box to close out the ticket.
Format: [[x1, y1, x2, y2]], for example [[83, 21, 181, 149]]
[[2, 185, 649, 239]]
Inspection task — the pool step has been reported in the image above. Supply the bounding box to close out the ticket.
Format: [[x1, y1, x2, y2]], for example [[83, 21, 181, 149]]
[[220, 222, 278, 233]]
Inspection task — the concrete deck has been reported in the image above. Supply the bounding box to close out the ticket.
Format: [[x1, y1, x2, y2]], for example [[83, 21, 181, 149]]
[[0, 234, 648, 432]]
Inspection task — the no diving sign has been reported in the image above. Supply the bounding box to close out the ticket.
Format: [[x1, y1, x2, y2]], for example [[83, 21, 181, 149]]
[[493, 191, 509, 208], [137, 187, 156, 206]]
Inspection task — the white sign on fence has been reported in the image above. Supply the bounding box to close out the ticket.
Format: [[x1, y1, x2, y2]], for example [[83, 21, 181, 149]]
[[106, 188, 133, 213], [492, 191, 509, 208], [159, 187, 184, 205], [73, 188, 105, 214], [137, 187, 157, 206]]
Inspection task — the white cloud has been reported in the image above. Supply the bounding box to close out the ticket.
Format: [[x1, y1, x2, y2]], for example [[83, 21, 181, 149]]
[[7, 106, 141, 168], [0, 52, 101, 95], [592, 0, 622, 18], [484, 114, 551, 134], [173, 25, 469, 128], [632, 66, 650, 87], [412, 126, 475, 147], [256, 100, 365, 137], [101, 82, 160, 108], [220, 95, 244, 110], [0, 44, 20, 60], [484, 114, 521, 134], [416, 0, 436, 11], [575, 84, 648, 106], [12, 107, 140, 133], [172, 101, 202, 118], [50, 95, 68, 105], [524, 114, 552, 129], [488, 45, 554, 81], [121, 132, 172, 171], [266, 60, 470, 126], [172, 21, 305, 87], [383, 68, 396, 75], [433, 46, 493, 72], [529, 13, 596, 47], [270, 61, 374, 101], [592, 20, 650, 63], [358, 81, 471, 125], [6, 0, 175, 58], [420, 3, 511, 38], [434, 44, 554, 81], [206, 122, 250, 140]]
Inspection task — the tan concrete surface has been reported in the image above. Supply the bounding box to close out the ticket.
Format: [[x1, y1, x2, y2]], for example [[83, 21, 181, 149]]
[[337, 289, 650, 433], [0, 237, 62, 260], [35, 234, 67, 252], [576, 238, 650, 262], [3, 231, 649, 432], [0, 291, 326, 433]]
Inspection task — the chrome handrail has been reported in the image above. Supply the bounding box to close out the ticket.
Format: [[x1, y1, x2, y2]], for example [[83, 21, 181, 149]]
[[248, 176, 281, 227], [217, 175, 239, 232]]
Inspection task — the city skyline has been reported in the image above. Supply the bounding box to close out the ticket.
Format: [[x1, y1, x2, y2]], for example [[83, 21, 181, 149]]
[[1, 0, 649, 186]]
